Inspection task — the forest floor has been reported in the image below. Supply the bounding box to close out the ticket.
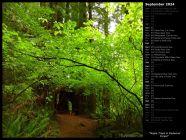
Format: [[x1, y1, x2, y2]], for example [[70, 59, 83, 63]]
[[56, 113, 98, 138]]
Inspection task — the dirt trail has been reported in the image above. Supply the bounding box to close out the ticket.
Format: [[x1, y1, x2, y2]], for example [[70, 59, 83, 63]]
[[56, 113, 98, 138]]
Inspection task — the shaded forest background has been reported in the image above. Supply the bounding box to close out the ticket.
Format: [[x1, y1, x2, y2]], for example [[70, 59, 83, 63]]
[[2, 2, 143, 138]]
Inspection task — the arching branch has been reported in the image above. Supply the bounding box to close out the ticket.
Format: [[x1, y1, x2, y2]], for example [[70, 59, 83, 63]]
[[3, 80, 39, 106], [18, 51, 143, 107]]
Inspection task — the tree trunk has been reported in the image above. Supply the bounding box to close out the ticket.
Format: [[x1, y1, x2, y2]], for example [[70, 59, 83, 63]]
[[40, 2, 48, 7], [65, 2, 70, 22], [49, 2, 63, 22], [102, 87, 110, 118], [103, 8, 109, 37], [77, 2, 87, 28], [88, 2, 92, 20], [89, 94, 96, 113]]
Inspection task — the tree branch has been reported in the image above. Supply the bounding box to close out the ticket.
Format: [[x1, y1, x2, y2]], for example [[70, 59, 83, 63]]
[[130, 61, 137, 90], [118, 84, 141, 114], [129, 36, 143, 56], [104, 70, 143, 107], [18, 51, 143, 107], [3, 80, 39, 106]]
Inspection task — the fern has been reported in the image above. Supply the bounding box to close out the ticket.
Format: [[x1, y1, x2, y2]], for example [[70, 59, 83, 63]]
[[3, 114, 26, 137], [3, 109, 51, 138], [29, 117, 49, 137]]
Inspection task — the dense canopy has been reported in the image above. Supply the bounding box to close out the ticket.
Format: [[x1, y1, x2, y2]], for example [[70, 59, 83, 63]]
[[2, 2, 143, 138]]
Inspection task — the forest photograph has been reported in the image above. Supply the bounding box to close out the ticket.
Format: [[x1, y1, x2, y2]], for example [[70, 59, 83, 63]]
[[2, 2, 143, 138]]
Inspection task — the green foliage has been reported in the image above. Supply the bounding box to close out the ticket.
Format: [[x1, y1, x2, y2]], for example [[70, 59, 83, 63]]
[[3, 2, 143, 137], [3, 106, 59, 138], [46, 95, 53, 103]]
